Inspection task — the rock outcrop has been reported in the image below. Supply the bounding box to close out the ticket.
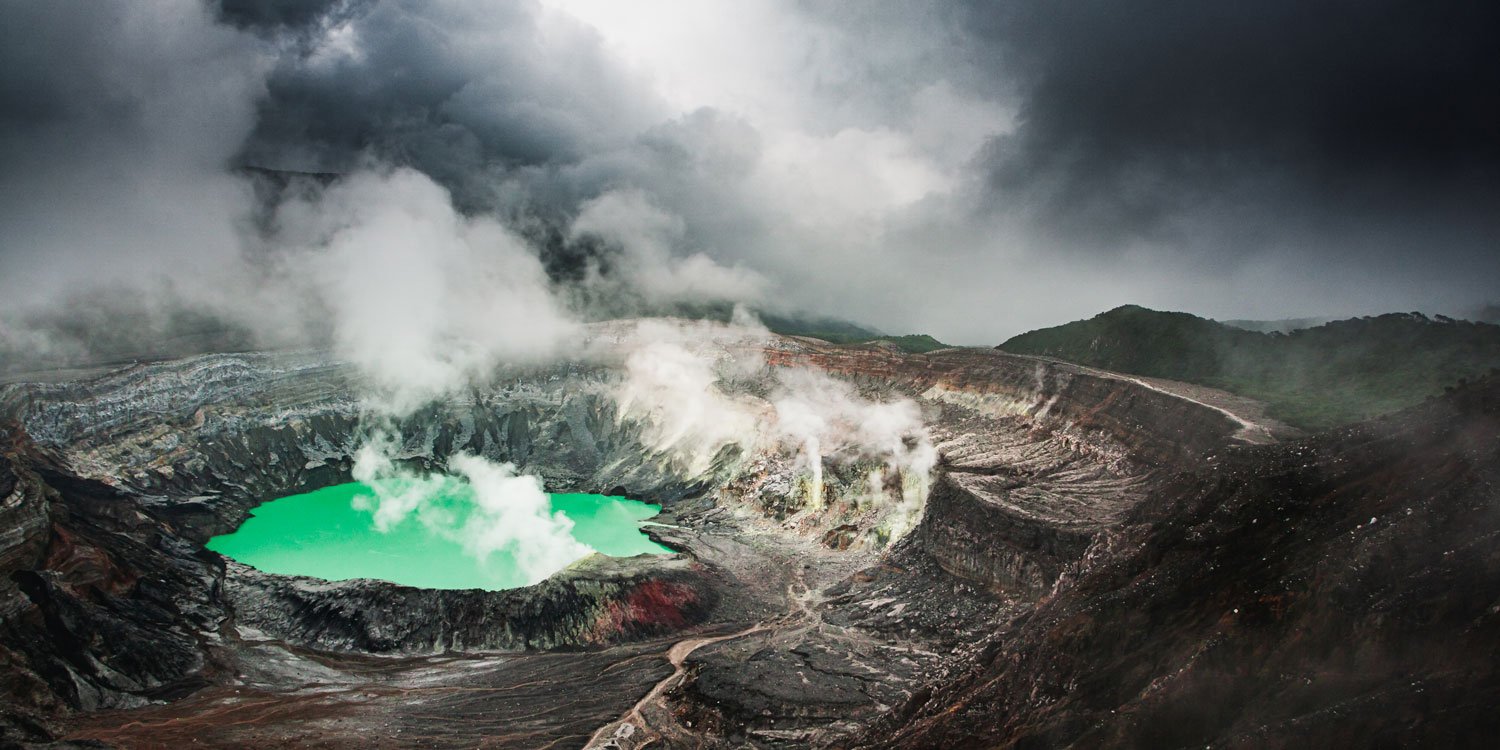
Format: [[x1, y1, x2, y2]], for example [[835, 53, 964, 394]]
[[861, 376, 1500, 749], [11, 329, 1430, 748]]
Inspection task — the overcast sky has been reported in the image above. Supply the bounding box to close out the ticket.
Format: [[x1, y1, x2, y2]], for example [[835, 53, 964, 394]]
[[2, 0, 1496, 349]]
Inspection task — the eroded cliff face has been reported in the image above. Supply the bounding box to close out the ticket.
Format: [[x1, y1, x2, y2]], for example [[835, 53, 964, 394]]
[[860, 377, 1500, 749], [766, 340, 1238, 602], [0, 332, 1278, 747], [614, 340, 1261, 748], [0, 426, 226, 737], [5, 354, 729, 540]]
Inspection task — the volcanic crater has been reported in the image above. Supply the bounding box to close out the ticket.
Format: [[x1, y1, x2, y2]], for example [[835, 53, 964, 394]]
[[2, 327, 1495, 748]]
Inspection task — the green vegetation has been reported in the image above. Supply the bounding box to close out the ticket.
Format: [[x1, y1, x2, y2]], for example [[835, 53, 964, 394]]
[[1219, 316, 1333, 334], [997, 305, 1500, 430], [671, 301, 952, 353]]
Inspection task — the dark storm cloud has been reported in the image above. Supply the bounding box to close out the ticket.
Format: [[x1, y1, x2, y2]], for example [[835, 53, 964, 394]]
[[161, 0, 1500, 334], [236, 0, 665, 211], [231, 1, 775, 304], [957, 1, 1500, 251], [0, 1, 262, 295], [0, 1, 276, 367], [3, 0, 1498, 361], [215, 0, 355, 32]]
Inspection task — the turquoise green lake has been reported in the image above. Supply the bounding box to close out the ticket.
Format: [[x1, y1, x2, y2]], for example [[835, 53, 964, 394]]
[[206, 482, 670, 590]]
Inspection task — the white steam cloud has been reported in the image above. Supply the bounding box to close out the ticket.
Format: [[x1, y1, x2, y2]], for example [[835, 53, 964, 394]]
[[351, 435, 593, 586], [769, 368, 937, 535], [447, 453, 593, 585], [350, 440, 448, 532], [571, 189, 769, 305], [610, 317, 936, 537], [610, 316, 768, 474], [269, 168, 577, 414]]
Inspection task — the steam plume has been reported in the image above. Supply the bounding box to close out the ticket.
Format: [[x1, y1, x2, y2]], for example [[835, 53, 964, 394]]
[[352, 435, 593, 585], [609, 317, 937, 536]]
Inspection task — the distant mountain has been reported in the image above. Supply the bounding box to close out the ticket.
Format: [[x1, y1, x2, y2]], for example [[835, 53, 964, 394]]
[[1469, 303, 1500, 324], [756, 310, 879, 340], [0, 301, 260, 375], [758, 314, 950, 353], [669, 301, 951, 353], [997, 305, 1500, 430], [1219, 316, 1335, 334]]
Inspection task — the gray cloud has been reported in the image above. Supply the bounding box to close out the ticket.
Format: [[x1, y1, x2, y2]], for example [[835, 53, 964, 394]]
[[960, 1, 1500, 262], [786, 1, 1500, 336], [215, 0, 357, 32], [0, 1, 265, 312], [237, 0, 666, 205], [2, 0, 1497, 365]]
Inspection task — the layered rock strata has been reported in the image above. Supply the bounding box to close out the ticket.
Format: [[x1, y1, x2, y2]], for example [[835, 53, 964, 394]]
[[0, 331, 1285, 747]]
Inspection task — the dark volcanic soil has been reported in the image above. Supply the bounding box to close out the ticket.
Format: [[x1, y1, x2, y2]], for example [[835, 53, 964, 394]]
[[1, 331, 1495, 748], [861, 376, 1500, 749]]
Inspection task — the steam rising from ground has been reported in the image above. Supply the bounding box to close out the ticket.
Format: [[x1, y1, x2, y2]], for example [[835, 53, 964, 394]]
[[0, 1, 948, 555], [342, 314, 938, 578], [351, 436, 592, 585], [268, 169, 577, 413], [447, 454, 593, 584], [609, 317, 768, 474], [770, 368, 937, 534], [612, 318, 937, 535]]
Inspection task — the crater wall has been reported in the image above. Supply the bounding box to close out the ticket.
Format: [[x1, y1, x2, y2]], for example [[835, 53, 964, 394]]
[[766, 341, 1250, 599], [0, 337, 1273, 745]]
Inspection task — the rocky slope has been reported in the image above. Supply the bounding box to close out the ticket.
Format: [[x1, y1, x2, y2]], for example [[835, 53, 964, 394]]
[[997, 304, 1500, 429], [9, 326, 1447, 748], [861, 376, 1500, 748]]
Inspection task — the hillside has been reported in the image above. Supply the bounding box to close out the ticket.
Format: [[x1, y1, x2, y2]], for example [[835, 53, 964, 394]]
[[778, 330, 950, 353], [997, 305, 1500, 429], [669, 301, 952, 353], [1220, 316, 1334, 334], [867, 375, 1500, 748]]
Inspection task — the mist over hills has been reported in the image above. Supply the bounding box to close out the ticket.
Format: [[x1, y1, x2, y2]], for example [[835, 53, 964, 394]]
[[0, 296, 947, 375], [998, 305, 1500, 429], [1220, 317, 1336, 334]]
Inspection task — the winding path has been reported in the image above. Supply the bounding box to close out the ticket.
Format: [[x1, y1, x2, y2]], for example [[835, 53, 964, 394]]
[[584, 622, 770, 749]]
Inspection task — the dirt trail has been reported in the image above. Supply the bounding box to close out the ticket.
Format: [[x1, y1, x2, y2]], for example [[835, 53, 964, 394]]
[[1045, 355, 1294, 444], [585, 622, 770, 749]]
